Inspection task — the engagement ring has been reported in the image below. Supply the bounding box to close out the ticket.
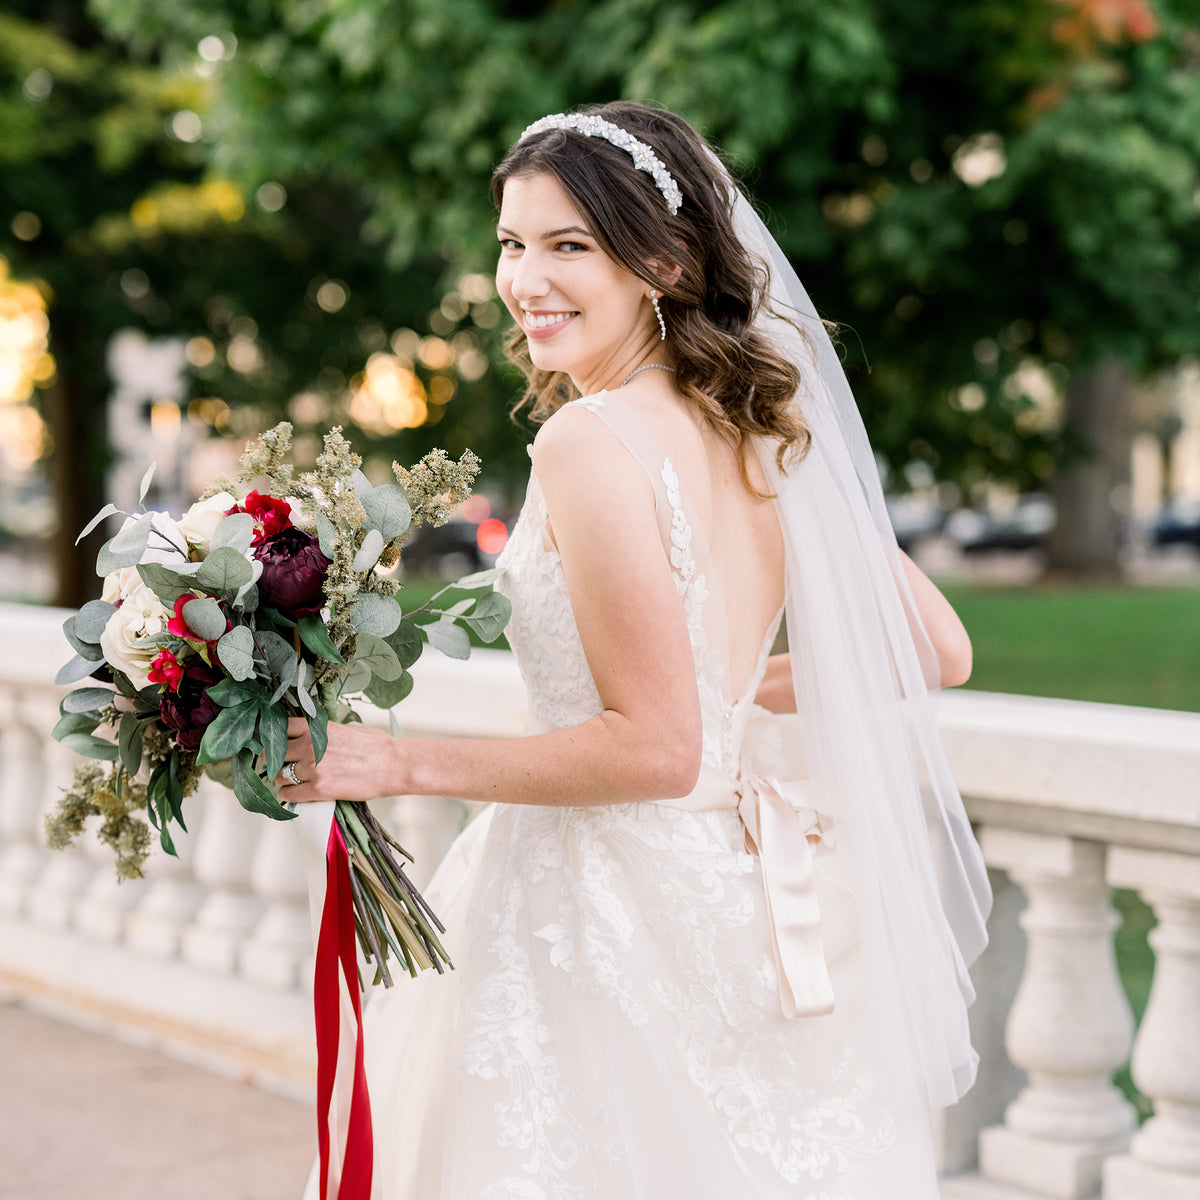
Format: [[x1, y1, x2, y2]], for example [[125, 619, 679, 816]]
[[282, 761, 301, 787]]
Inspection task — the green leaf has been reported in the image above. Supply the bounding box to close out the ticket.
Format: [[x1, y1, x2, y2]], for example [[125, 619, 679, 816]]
[[165, 750, 186, 828], [268, 651, 299, 704], [75, 599, 118, 643], [195, 546, 254, 593], [137, 562, 201, 605], [257, 630, 296, 679], [461, 590, 512, 643], [297, 615, 344, 663], [424, 618, 471, 660], [315, 511, 337, 558], [53, 711, 100, 740], [353, 631, 403, 680], [232, 750, 296, 821], [119, 711, 143, 776], [62, 618, 107, 662], [353, 527, 385, 572], [309, 705, 329, 763], [55, 654, 104, 686], [96, 512, 154, 576], [196, 699, 260, 765], [350, 591, 402, 637], [137, 463, 156, 506], [454, 566, 503, 589], [216, 625, 256, 681], [207, 677, 262, 707], [258, 702, 289, 781], [60, 732, 119, 761], [364, 668, 414, 709], [76, 503, 121, 545], [386, 619, 423, 669], [360, 483, 412, 541], [339, 658, 373, 696], [210, 512, 254, 554], [443, 598, 474, 617], [61, 687, 115, 714], [296, 684, 317, 718], [182, 596, 228, 641]]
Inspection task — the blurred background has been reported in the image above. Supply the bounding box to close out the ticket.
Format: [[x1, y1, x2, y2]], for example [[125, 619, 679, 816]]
[[0, 5, 1198, 1197], [1, 0, 1197, 712]]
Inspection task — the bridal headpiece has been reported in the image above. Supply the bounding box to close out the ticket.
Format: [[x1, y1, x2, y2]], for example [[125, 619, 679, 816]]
[[519, 113, 684, 215]]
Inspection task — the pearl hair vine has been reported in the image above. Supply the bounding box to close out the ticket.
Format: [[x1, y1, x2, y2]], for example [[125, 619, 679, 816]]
[[519, 113, 684, 215]]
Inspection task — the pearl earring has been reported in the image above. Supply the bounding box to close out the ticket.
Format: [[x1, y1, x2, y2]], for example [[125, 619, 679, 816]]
[[649, 290, 667, 341]]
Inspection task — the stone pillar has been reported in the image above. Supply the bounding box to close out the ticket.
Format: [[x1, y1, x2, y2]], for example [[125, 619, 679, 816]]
[[180, 777, 265, 973], [977, 829, 1136, 1198], [0, 694, 48, 916], [1104, 847, 1200, 1200], [238, 814, 312, 990]]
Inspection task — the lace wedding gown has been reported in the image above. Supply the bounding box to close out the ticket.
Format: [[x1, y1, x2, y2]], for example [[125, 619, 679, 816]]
[[326, 392, 941, 1199]]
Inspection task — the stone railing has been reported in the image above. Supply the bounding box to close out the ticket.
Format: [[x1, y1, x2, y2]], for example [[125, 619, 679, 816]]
[[0, 600, 1197, 1198]]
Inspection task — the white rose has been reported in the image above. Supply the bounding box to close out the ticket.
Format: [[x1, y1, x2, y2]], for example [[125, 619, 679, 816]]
[[177, 492, 237, 552], [101, 564, 143, 605], [143, 510, 189, 564], [99, 584, 170, 689]]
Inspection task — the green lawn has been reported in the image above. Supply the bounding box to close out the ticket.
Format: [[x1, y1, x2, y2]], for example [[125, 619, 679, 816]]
[[939, 582, 1200, 713]]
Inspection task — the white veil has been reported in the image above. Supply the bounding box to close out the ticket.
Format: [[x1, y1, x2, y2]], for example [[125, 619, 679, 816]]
[[732, 180, 992, 1110]]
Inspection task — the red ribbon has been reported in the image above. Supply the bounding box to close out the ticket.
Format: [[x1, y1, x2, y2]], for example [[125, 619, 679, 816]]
[[314, 819, 374, 1198]]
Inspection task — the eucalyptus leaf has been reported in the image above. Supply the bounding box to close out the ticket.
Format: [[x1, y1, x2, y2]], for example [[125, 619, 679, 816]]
[[268, 651, 298, 704], [339, 658, 372, 696], [443, 598, 474, 617], [315, 511, 337, 559], [297, 615, 344, 664], [257, 629, 297, 678], [353, 527, 385, 572], [75, 600, 118, 642], [232, 750, 296, 821], [138, 562, 201, 605], [462, 590, 512, 643], [296, 684, 316, 718], [62, 617, 107, 662], [60, 732, 119, 761], [165, 751, 186, 827], [55, 654, 104, 685], [259, 702, 289, 781], [350, 469, 373, 495], [216, 625, 256, 681], [353, 631, 403, 681], [453, 566, 503, 589], [119, 711, 143, 775], [182, 596, 228, 642], [76, 502, 121, 546], [386, 619, 423, 669], [196, 699, 260, 765], [210, 512, 255, 554], [309, 706, 329, 762], [364, 668, 414, 709], [350, 592, 402, 637], [206, 677, 262, 708], [62, 687, 116, 714], [53, 710, 100, 740], [195, 545, 254, 593], [96, 512, 153, 576], [138, 463, 157, 506], [423, 618, 471, 660], [360, 483, 412, 541]]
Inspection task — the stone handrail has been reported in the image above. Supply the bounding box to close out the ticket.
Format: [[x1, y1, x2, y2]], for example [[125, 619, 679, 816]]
[[0, 600, 1196, 1199]]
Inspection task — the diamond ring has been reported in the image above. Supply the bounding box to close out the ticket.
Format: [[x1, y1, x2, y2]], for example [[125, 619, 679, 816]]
[[282, 761, 301, 787]]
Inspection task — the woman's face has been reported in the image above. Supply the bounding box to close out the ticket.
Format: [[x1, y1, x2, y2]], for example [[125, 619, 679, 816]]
[[496, 172, 657, 393]]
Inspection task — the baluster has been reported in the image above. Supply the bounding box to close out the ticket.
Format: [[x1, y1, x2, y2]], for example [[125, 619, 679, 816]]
[[977, 829, 1136, 1199], [124, 788, 207, 958], [391, 794, 467, 890], [239, 814, 312, 990], [26, 710, 98, 930], [1104, 847, 1200, 1200], [0, 692, 49, 916], [180, 776, 265, 973]]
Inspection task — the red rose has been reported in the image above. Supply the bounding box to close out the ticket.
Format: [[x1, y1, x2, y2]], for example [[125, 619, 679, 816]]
[[159, 661, 223, 751], [254, 528, 330, 618], [148, 648, 185, 693], [227, 490, 293, 546]]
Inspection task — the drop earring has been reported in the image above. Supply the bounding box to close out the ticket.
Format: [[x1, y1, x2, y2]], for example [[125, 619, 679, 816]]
[[649, 290, 667, 341]]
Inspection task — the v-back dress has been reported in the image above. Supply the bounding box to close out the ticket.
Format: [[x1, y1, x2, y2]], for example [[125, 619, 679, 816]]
[[327, 391, 941, 1199]]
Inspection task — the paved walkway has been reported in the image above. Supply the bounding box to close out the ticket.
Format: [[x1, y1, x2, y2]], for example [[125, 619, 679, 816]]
[[0, 999, 315, 1200]]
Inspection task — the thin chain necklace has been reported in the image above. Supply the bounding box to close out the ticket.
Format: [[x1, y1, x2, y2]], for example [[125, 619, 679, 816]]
[[620, 363, 676, 388]]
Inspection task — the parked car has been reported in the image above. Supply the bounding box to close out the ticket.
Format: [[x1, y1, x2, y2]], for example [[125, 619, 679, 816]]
[[945, 493, 1056, 554], [885, 494, 946, 553], [1151, 498, 1200, 550]]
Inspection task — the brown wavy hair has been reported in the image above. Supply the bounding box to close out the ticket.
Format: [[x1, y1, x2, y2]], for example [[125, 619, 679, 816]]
[[491, 101, 813, 489]]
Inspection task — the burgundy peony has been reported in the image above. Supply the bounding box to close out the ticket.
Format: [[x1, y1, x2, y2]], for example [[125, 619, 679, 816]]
[[254, 527, 330, 617], [159, 661, 223, 752]]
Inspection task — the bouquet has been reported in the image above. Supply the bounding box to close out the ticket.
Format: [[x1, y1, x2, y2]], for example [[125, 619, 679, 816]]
[[47, 421, 510, 988]]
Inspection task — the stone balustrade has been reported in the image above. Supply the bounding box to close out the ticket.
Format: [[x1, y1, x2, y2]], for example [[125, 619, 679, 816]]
[[0, 600, 1197, 1197]]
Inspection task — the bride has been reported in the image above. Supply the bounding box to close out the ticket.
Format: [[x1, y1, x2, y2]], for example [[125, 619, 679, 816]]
[[284, 100, 991, 1199]]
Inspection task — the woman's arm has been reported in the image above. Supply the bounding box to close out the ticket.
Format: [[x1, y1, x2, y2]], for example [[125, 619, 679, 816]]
[[280, 406, 703, 808], [753, 550, 972, 712]]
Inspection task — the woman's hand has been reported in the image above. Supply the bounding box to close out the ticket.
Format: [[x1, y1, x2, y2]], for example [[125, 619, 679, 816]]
[[275, 717, 405, 803]]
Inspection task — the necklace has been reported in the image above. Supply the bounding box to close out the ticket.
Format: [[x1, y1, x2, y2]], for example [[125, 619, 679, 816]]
[[620, 363, 676, 388]]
